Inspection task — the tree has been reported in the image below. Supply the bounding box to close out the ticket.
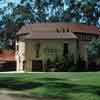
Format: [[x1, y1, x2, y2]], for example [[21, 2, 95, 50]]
[[34, 0, 47, 22], [64, 0, 100, 26], [88, 38, 100, 61], [48, 0, 64, 22], [0, 0, 100, 49]]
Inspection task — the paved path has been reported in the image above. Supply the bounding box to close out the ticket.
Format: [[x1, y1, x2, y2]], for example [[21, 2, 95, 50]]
[[0, 89, 63, 100], [0, 89, 33, 100]]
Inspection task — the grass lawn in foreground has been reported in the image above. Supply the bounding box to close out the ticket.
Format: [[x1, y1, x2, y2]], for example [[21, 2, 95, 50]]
[[0, 72, 100, 100]]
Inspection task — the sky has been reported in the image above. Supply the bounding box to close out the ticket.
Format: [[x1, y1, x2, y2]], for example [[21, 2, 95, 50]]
[[0, 0, 21, 4], [0, 0, 21, 8], [0, 0, 99, 26], [0, 0, 21, 21], [0, 0, 69, 9], [0, 0, 68, 9]]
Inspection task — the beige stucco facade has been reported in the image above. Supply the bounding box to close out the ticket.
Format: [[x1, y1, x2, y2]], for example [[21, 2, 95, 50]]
[[16, 39, 78, 72], [16, 23, 100, 72]]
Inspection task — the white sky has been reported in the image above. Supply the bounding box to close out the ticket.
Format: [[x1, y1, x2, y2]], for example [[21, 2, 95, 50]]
[[0, 0, 21, 8]]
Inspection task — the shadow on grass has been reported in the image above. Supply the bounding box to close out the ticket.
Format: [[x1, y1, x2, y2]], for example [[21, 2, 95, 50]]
[[0, 77, 43, 90], [37, 78, 100, 97], [0, 77, 100, 99], [38, 77, 65, 81], [45, 82, 100, 94]]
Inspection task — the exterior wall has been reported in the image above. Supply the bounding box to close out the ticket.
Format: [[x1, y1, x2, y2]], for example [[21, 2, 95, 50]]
[[79, 36, 98, 63], [79, 41, 89, 61], [24, 39, 78, 72], [16, 37, 99, 72], [16, 40, 25, 71]]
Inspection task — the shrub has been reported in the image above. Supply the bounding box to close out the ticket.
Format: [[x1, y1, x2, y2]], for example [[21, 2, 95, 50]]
[[63, 54, 87, 72], [62, 54, 76, 72], [75, 56, 87, 72], [46, 54, 87, 72]]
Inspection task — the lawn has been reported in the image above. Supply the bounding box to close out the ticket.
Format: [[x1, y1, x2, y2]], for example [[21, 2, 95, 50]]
[[0, 72, 100, 100]]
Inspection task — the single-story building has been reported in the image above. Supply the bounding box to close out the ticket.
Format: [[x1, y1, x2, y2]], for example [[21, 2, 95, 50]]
[[16, 23, 100, 72]]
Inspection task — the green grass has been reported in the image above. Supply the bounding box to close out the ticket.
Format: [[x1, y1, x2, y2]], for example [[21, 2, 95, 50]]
[[0, 72, 100, 100]]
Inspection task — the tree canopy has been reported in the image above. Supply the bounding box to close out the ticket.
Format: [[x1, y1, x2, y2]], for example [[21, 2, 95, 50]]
[[0, 0, 100, 48]]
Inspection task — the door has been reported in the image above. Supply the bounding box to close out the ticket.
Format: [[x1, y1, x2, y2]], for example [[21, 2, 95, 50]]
[[63, 43, 68, 57], [32, 60, 42, 71]]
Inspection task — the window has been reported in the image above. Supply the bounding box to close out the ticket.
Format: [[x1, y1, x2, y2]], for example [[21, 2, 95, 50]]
[[56, 28, 60, 33], [81, 34, 92, 41], [76, 33, 92, 41], [48, 48, 57, 54], [86, 35, 92, 41], [44, 48, 58, 55]]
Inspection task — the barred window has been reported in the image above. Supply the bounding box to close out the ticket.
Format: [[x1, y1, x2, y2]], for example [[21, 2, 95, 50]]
[[76, 33, 92, 41], [44, 48, 58, 55], [48, 49, 57, 54]]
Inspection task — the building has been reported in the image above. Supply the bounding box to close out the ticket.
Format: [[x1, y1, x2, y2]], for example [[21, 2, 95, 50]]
[[16, 23, 100, 72], [0, 49, 16, 71]]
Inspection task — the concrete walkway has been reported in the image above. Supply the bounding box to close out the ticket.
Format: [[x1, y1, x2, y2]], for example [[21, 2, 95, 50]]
[[0, 71, 46, 73], [0, 89, 62, 100], [0, 89, 33, 100]]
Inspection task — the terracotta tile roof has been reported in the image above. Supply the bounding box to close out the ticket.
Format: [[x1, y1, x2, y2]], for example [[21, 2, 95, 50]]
[[0, 49, 15, 61], [17, 23, 100, 36], [23, 32, 77, 39]]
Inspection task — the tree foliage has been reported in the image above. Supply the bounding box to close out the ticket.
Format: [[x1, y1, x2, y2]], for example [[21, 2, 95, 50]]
[[88, 38, 100, 60], [0, 0, 100, 48], [64, 0, 100, 25]]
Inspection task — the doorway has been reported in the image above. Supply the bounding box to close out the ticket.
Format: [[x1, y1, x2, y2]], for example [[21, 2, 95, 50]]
[[32, 60, 42, 71], [63, 43, 68, 57]]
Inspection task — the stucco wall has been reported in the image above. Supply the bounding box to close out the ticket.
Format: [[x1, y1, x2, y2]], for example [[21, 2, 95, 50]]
[[79, 41, 89, 61], [79, 36, 97, 62], [24, 39, 78, 71], [16, 35, 99, 72]]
